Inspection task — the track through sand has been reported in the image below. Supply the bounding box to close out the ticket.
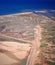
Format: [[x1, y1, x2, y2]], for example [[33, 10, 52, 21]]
[[26, 25, 42, 65]]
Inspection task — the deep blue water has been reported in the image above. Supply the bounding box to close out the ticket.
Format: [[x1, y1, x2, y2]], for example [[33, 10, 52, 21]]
[[0, 0, 55, 15]]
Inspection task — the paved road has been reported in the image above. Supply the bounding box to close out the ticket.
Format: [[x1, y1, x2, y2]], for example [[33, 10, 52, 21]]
[[26, 25, 42, 65]]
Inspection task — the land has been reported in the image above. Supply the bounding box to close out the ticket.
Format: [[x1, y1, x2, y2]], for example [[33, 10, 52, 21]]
[[0, 12, 55, 65], [0, 41, 31, 65]]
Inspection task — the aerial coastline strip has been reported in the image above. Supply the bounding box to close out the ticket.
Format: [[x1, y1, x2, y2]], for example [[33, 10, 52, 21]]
[[0, 12, 32, 17]]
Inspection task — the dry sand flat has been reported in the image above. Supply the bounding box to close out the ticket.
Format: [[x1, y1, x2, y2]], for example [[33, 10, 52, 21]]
[[0, 53, 19, 65], [0, 41, 31, 65]]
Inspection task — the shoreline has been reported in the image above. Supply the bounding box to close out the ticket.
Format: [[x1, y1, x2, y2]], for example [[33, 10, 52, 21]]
[[0, 12, 32, 17]]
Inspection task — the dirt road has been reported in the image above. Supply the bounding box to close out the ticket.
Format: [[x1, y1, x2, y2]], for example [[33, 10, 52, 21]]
[[26, 25, 42, 65]]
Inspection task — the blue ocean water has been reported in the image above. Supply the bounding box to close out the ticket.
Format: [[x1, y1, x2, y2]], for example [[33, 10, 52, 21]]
[[0, 0, 55, 15]]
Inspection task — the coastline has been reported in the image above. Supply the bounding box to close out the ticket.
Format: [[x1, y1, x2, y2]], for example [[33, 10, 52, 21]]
[[0, 12, 32, 17], [0, 10, 55, 21]]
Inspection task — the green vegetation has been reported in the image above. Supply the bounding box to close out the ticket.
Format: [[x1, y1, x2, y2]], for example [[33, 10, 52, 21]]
[[40, 23, 55, 64], [38, 53, 44, 59], [0, 37, 30, 43], [21, 58, 27, 65], [47, 61, 55, 65], [43, 25, 55, 45], [41, 24, 55, 46], [35, 63, 40, 65], [40, 43, 48, 47]]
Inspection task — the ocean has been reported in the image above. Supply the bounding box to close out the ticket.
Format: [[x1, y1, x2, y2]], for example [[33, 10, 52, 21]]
[[0, 0, 55, 15]]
